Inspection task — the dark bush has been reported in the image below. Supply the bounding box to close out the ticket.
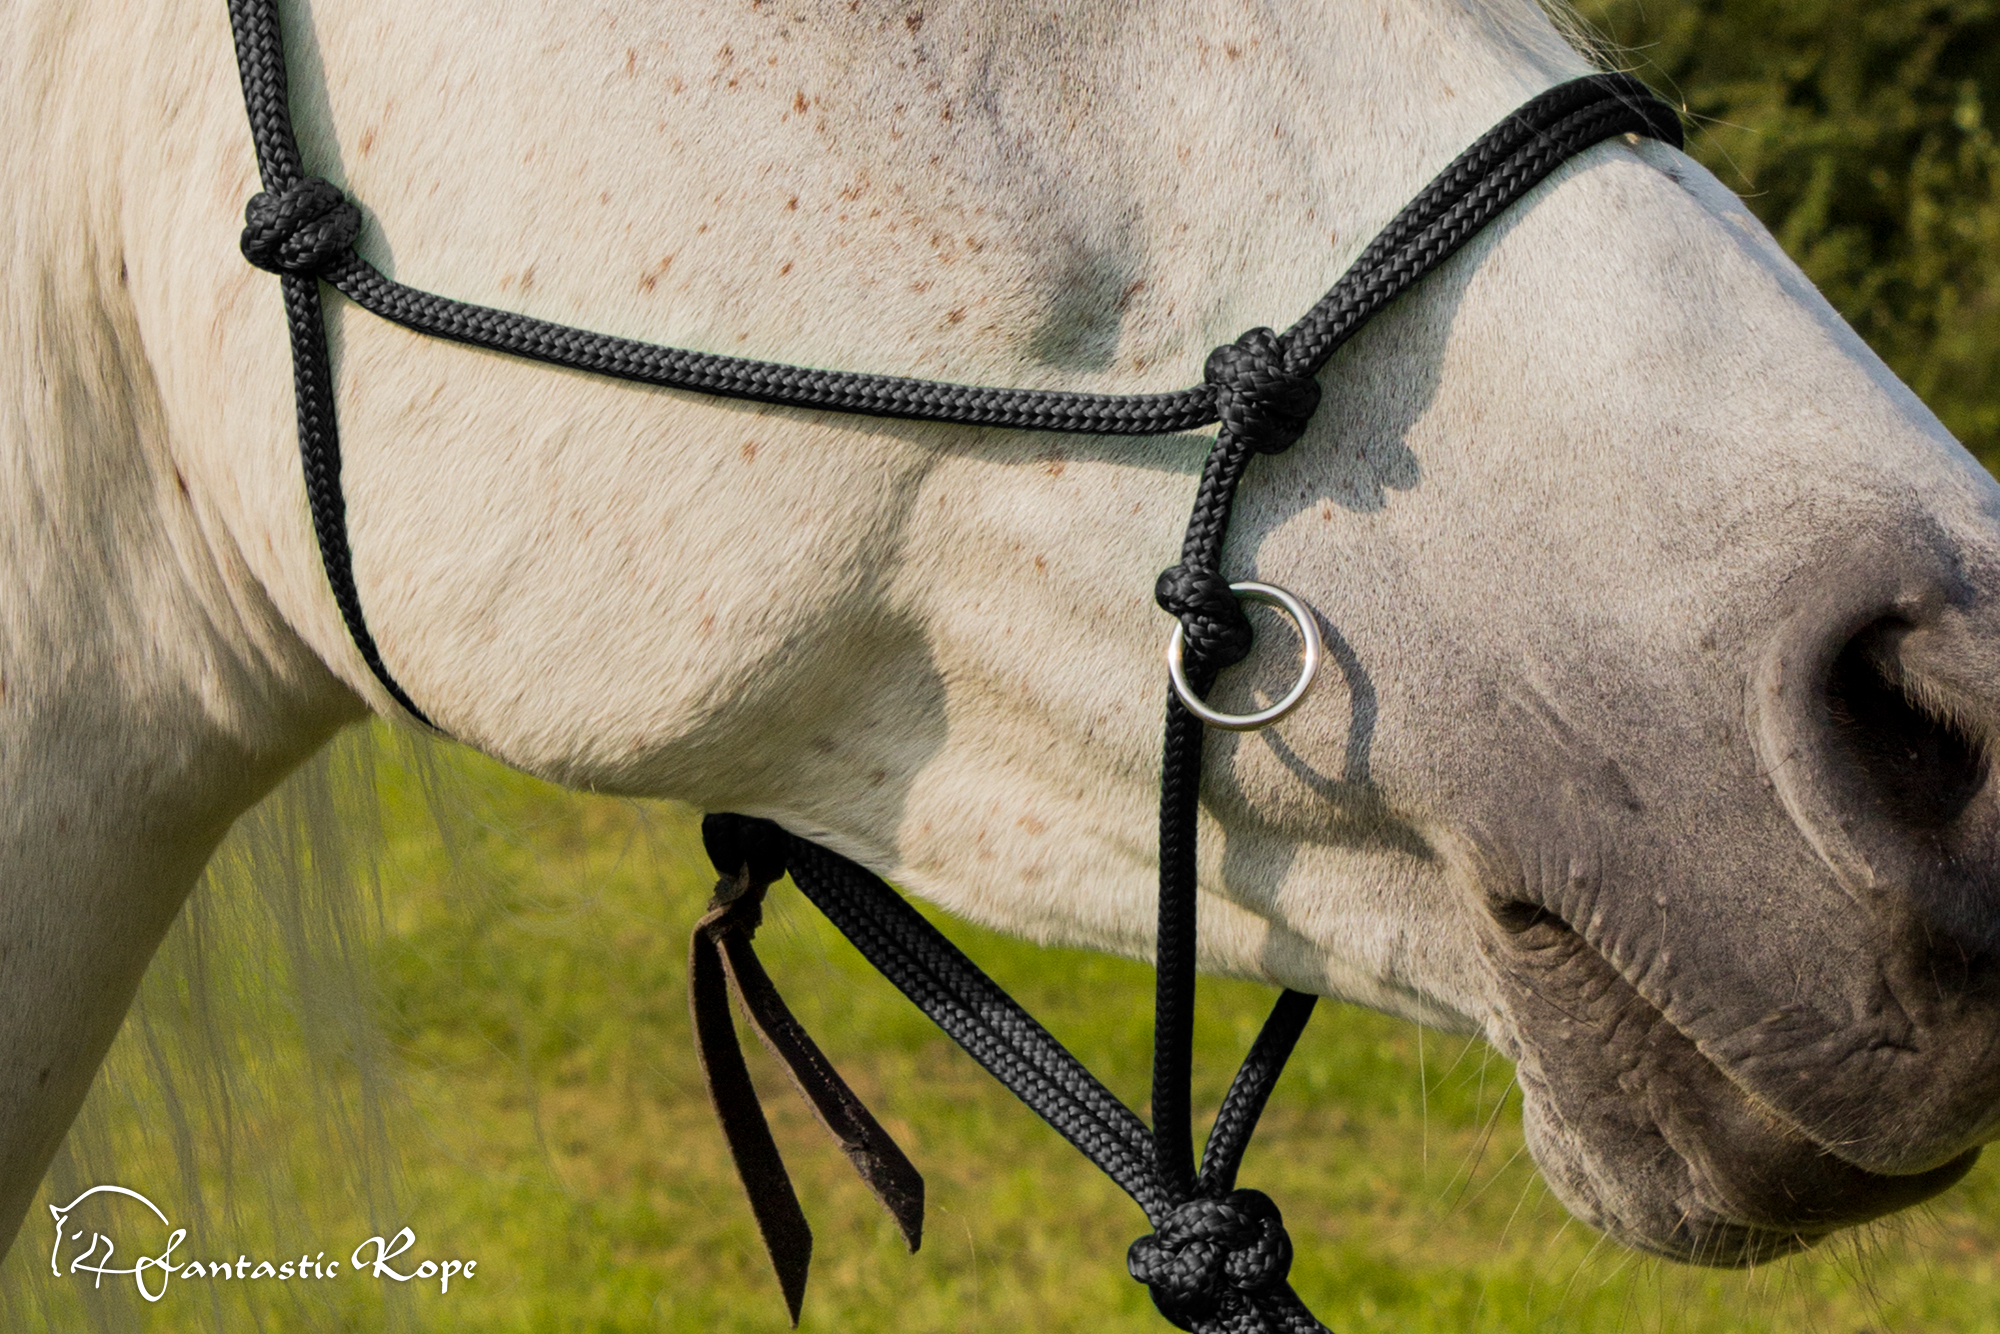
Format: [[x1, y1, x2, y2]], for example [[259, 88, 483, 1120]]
[[1581, 0, 2000, 465]]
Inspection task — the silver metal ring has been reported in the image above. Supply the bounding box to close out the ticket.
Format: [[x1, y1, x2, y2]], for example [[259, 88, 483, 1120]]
[[1166, 581, 1323, 731]]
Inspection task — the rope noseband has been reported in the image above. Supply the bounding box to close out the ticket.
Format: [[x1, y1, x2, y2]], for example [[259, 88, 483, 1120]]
[[223, 2, 1681, 1325]]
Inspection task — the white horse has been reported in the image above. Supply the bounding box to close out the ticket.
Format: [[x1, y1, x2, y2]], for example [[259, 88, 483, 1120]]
[[7, 0, 2000, 1290]]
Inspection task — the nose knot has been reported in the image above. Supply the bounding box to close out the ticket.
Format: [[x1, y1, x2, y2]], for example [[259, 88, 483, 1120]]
[[1155, 564, 1254, 673], [1127, 1190, 1294, 1331], [1203, 328, 1322, 454], [240, 177, 362, 277]]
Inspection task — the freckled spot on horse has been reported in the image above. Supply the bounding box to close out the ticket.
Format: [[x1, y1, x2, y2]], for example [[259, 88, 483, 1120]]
[[636, 258, 676, 294], [741, 441, 757, 462]]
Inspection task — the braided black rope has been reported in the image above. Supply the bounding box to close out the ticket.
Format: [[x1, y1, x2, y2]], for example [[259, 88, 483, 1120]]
[[720, 818, 1324, 1329], [324, 256, 1218, 436], [225, 0, 1681, 1325]]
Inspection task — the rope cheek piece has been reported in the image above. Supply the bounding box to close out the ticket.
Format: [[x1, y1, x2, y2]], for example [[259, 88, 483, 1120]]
[[223, 1, 1682, 1325]]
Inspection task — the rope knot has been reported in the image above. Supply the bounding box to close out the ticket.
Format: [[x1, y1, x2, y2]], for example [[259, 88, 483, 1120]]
[[1203, 328, 1321, 454], [240, 177, 362, 277], [701, 813, 790, 905], [1128, 1190, 1294, 1330], [1155, 564, 1253, 673]]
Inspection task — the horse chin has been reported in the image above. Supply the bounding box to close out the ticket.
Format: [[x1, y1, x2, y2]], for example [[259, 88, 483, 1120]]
[[1487, 905, 1980, 1266]]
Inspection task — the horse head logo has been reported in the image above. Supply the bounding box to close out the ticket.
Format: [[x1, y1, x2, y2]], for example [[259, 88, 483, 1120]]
[[48, 1185, 185, 1302]]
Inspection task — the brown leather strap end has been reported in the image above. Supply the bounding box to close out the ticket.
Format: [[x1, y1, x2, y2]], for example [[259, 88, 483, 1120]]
[[690, 917, 812, 1325], [718, 926, 926, 1252]]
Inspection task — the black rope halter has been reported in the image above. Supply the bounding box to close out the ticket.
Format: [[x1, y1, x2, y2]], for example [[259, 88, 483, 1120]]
[[223, 2, 1682, 1326]]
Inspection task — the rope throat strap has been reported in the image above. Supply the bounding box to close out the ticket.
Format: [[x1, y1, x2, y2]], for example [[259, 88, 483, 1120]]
[[223, 0, 1682, 1325], [704, 817, 1324, 1331]]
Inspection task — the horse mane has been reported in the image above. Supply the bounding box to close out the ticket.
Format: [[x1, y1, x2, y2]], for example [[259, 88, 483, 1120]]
[[2, 727, 425, 1328], [1458, 0, 1626, 86]]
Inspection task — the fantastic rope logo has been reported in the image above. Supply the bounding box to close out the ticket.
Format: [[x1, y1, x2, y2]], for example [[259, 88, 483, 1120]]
[[49, 1185, 474, 1303]]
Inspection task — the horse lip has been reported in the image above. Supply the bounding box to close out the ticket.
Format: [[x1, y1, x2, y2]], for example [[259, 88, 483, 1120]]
[[1487, 895, 1982, 1253], [1494, 890, 1994, 1173]]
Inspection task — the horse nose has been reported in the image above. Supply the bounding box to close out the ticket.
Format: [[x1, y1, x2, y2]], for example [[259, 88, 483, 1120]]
[[1823, 618, 1990, 845], [1732, 547, 2000, 1173], [1753, 548, 2000, 949]]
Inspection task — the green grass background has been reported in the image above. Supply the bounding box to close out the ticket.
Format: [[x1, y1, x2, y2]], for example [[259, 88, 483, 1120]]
[[12, 738, 2000, 1332]]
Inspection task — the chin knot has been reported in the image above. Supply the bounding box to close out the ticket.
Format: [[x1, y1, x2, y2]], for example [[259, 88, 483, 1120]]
[[1204, 328, 1321, 454], [1127, 1190, 1294, 1331], [241, 177, 362, 277]]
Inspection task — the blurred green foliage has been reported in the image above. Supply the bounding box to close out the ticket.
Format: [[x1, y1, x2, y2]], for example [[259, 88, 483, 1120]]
[[1580, 0, 2000, 465]]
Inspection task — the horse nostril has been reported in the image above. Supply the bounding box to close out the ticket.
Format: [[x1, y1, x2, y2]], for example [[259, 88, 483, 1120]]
[[1825, 620, 1988, 830], [1490, 900, 1546, 932]]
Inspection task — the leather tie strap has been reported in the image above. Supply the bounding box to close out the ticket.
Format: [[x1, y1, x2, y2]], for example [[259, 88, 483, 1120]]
[[690, 816, 924, 1325]]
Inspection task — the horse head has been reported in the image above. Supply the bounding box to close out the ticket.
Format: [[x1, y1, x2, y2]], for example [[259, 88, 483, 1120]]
[[7, 0, 2000, 1280]]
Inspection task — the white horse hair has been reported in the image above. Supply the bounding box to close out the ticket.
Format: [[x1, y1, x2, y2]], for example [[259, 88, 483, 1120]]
[[9, 0, 2000, 1311], [1, 729, 409, 1328]]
